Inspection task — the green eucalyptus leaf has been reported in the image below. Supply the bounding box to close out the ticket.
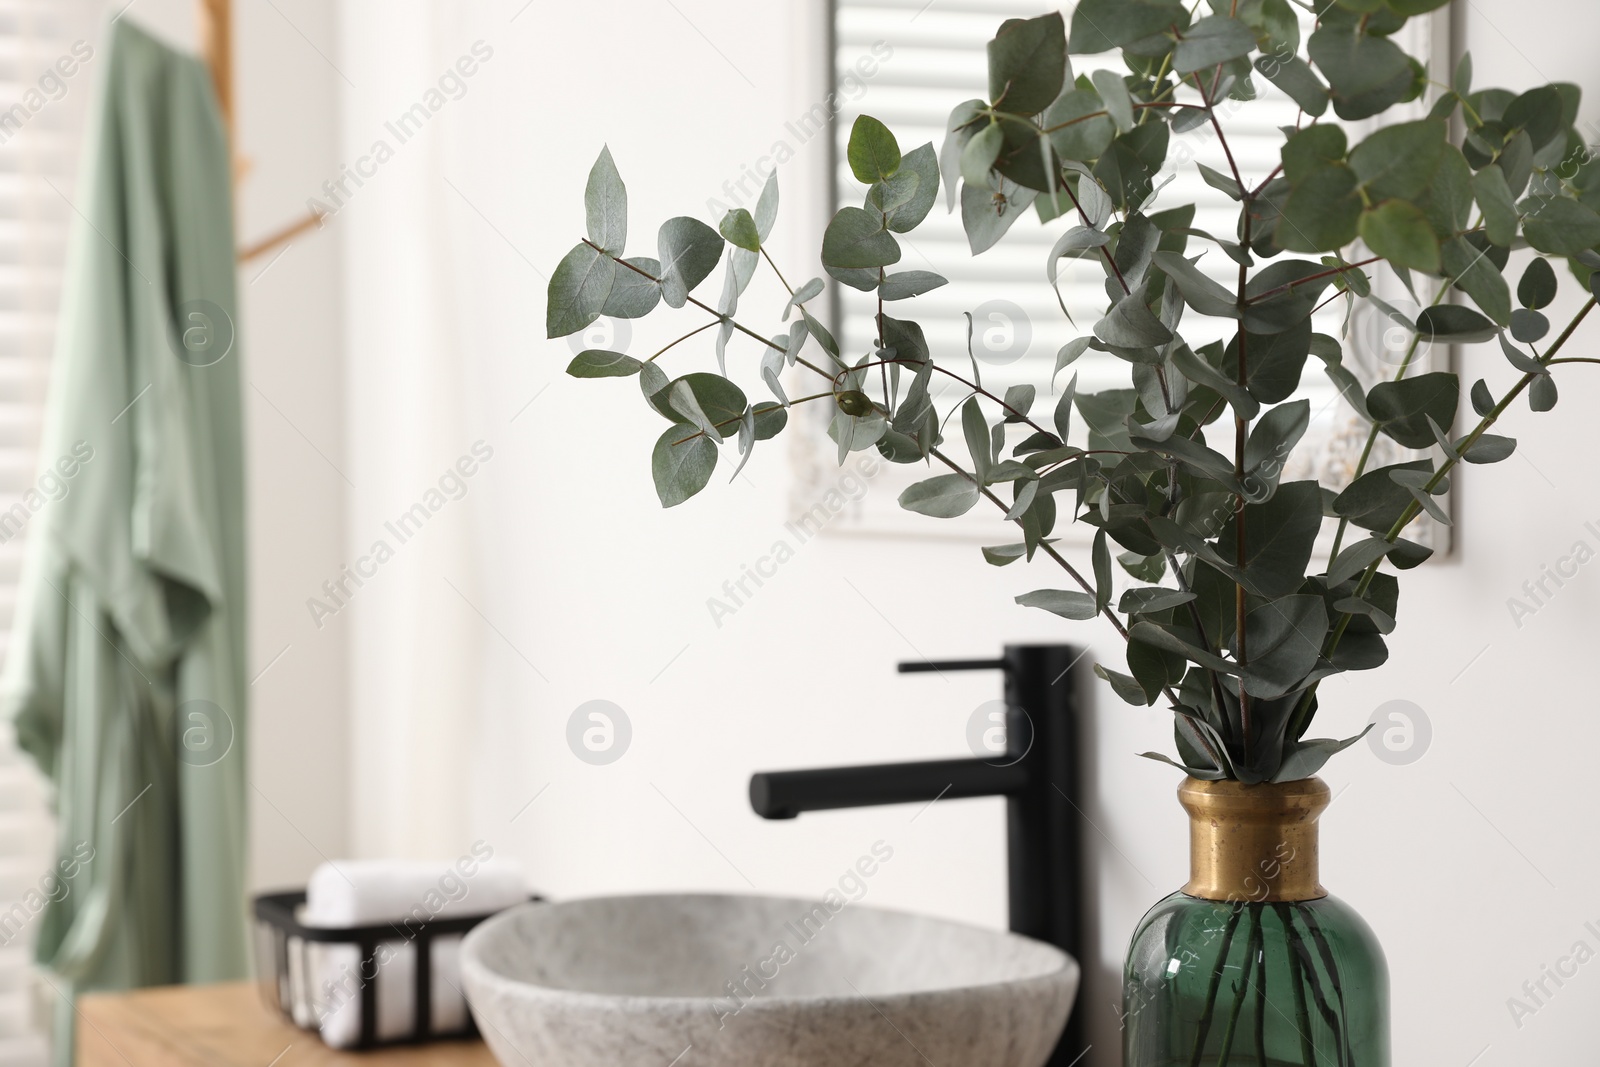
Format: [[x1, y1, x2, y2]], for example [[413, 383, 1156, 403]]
[[1441, 237, 1511, 326], [1518, 257, 1558, 310], [1308, 24, 1417, 121], [900, 473, 979, 517], [1214, 481, 1324, 599], [1531, 374, 1559, 412], [547, 242, 617, 338], [1277, 165, 1362, 252], [1172, 343, 1259, 419], [940, 99, 987, 210], [1472, 166, 1519, 248], [1244, 400, 1310, 492], [1068, 0, 1189, 54], [718, 208, 761, 252], [887, 143, 941, 232], [1349, 119, 1445, 201], [601, 256, 663, 319], [822, 206, 902, 269], [962, 396, 992, 483], [988, 12, 1067, 114], [1470, 378, 1494, 417], [585, 145, 627, 254], [1333, 460, 1431, 532], [656, 217, 724, 308], [1197, 163, 1244, 200], [1095, 283, 1172, 348], [1417, 305, 1497, 343], [961, 178, 1036, 254], [1016, 588, 1099, 621], [1359, 200, 1439, 274], [1327, 535, 1393, 585], [1225, 319, 1314, 403], [1523, 197, 1600, 257], [847, 115, 901, 184], [1503, 85, 1566, 152], [651, 423, 717, 507], [961, 122, 1005, 187], [1255, 54, 1329, 116], [1097, 663, 1155, 706], [1281, 125, 1347, 184], [1152, 251, 1240, 318], [1174, 15, 1257, 74], [1367, 372, 1458, 449], [1272, 729, 1370, 783], [1510, 308, 1549, 343], [1091, 70, 1135, 132], [567, 350, 641, 378], [1461, 433, 1515, 464], [1045, 90, 1116, 161], [754, 172, 780, 241], [880, 270, 948, 301], [1241, 594, 1328, 699], [1119, 587, 1198, 614], [783, 277, 825, 320]]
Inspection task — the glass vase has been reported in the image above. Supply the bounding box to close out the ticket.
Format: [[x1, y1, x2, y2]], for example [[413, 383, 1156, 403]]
[[1122, 777, 1389, 1066]]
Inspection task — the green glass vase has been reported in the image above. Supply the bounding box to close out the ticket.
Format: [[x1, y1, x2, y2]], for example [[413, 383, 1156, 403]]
[[1122, 777, 1389, 1066]]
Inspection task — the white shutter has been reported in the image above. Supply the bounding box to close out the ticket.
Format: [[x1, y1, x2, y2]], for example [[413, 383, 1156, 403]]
[[0, 2, 103, 1062], [802, 1, 1444, 547]]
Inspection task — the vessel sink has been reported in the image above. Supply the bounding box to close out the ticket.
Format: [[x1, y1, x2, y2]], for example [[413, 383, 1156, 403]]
[[460, 893, 1078, 1067]]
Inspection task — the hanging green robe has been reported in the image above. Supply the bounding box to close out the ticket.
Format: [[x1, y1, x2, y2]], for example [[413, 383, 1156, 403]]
[[0, 18, 248, 1061]]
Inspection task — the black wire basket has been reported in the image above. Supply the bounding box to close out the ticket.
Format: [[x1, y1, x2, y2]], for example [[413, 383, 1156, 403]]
[[252, 889, 540, 1049]]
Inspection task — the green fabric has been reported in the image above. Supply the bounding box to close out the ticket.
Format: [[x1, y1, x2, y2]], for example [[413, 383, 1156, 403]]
[[0, 18, 248, 1061]]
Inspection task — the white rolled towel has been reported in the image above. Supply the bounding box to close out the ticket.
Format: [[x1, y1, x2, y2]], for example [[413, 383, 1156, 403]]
[[292, 848, 529, 1048]]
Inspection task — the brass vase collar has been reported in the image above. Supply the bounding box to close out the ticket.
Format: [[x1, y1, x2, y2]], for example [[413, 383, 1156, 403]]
[[1179, 776, 1329, 903]]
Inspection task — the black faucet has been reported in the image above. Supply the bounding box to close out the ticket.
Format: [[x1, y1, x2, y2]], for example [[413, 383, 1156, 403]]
[[749, 644, 1087, 1067]]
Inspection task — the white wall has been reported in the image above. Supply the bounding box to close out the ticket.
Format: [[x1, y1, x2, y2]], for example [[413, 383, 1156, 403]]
[[323, 1, 1600, 1064], [125, 0, 351, 893]]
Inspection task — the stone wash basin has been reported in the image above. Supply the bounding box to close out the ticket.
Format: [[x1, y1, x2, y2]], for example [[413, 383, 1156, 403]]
[[460, 893, 1078, 1067]]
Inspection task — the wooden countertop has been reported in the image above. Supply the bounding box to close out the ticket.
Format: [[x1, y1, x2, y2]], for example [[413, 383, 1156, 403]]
[[78, 982, 498, 1066]]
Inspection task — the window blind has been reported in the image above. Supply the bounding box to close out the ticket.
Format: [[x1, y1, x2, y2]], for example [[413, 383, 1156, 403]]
[[810, 0, 1443, 544], [0, 2, 100, 1062]]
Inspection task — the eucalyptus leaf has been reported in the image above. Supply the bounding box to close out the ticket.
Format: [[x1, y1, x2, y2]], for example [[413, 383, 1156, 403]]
[[1518, 257, 1558, 310], [585, 145, 627, 254], [899, 473, 980, 517], [1367, 372, 1458, 449], [656, 217, 724, 308], [1016, 588, 1099, 621], [718, 208, 761, 252], [1174, 16, 1256, 75], [822, 206, 902, 270], [546, 242, 617, 338], [880, 271, 948, 301], [988, 12, 1067, 114], [1069, 0, 1189, 54], [651, 423, 717, 508], [847, 115, 901, 184], [567, 350, 641, 378], [601, 256, 663, 319]]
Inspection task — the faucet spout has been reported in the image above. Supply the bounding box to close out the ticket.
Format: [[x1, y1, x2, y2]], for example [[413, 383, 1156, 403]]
[[749, 757, 1027, 820]]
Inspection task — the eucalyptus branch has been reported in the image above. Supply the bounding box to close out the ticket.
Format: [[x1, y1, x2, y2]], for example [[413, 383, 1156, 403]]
[[550, 9, 1600, 786], [1241, 256, 1382, 305], [1193, 74, 1243, 193], [670, 392, 837, 446], [1290, 294, 1600, 739], [1056, 169, 1132, 296], [1227, 94, 1254, 762], [929, 447, 1185, 706], [586, 238, 836, 384], [1040, 100, 1199, 135], [645, 321, 719, 364]]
